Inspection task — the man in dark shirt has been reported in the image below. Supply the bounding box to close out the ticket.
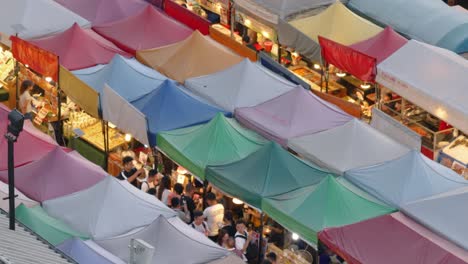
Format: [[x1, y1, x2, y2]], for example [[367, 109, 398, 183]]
[[117, 156, 144, 187]]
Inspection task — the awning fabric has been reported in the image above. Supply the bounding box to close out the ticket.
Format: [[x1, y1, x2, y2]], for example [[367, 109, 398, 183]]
[[185, 59, 296, 112], [288, 119, 410, 175], [93, 6, 192, 54], [235, 87, 352, 146], [0, 0, 90, 40], [377, 40, 468, 134], [345, 150, 468, 208], [319, 212, 468, 264], [43, 177, 176, 239], [95, 216, 231, 264], [55, 0, 148, 25], [131, 80, 226, 146], [136, 31, 243, 83], [0, 181, 38, 212], [30, 23, 131, 70], [0, 147, 106, 202], [157, 113, 267, 180], [57, 239, 126, 264], [262, 176, 395, 244], [16, 204, 88, 246], [206, 142, 331, 209], [348, 0, 468, 53]]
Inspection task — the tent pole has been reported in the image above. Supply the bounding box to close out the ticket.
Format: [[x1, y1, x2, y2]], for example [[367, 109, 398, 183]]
[[257, 212, 264, 264], [375, 83, 381, 109], [202, 180, 208, 210], [56, 57, 64, 146], [230, 0, 235, 39], [325, 64, 329, 94]]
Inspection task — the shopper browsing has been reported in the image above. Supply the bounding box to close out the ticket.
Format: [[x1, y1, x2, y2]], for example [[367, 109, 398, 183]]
[[203, 192, 225, 242], [117, 156, 144, 187], [191, 211, 209, 236], [171, 197, 190, 223]]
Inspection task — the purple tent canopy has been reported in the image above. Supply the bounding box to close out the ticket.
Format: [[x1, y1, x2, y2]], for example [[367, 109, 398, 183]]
[[0, 147, 106, 202], [235, 88, 352, 146]]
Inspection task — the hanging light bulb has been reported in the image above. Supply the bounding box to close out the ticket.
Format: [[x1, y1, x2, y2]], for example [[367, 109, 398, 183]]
[[177, 166, 188, 175], [292, 233, 299, 240], [124, 133, 132, 142], [313, 64, 321, 70], [336, 71, 346, 77], [360, 82, 371, 89], [232, 198, 244, 205], [45, 76, 52, 83]]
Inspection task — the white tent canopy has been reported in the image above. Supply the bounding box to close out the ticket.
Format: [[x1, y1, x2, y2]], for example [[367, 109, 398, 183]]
[[185, 59, 296, 112], [288, 119, 410, 175], [43, 177, 175, 239], [0, 0, 90, 41], [377, 40, 468, 135], [0, 181, 38, 212], [345, 150, 468, 208], [95, 216, 233, 264]]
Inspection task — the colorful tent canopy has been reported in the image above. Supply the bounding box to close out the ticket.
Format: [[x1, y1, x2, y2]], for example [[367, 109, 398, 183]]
[[278, 1, 382, 61], [348, 0, 468, 53], [262, 176, 395, 244], [16, 205, 88, 246], [93, 6, 192, 54], [0, 181, 38, 212], [0, 0, 90, 40], [29, 23, 131, 70], [235, 87, 353, 146], [95, 216, 231, 264], [57, 238, 126, 264], [0, 147, 107, 202], [288, 119, 410, 175], [136, 31, 243, 83], [43, 177, 175, 239], [403, 187, 468, 251], [185, 59, 296, 112], [131, 80, 227, 146], [350, 26, 408, 64], [377, 40, 468, 135], [345, 150, 468, 208], [55, 0, 148, 25], [73, 54, 167, 103], [319, 212, 468, 264], [157, 113, 267, 180], [206, 142, 331, 209]]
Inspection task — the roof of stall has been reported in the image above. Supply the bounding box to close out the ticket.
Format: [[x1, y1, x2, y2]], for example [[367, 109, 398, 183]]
[[57, 238, 126, 264], [0, 181, 38, 212], [235, 87, 353, 146], [136, 31, 243, 83], [93, 6, 192, 54]]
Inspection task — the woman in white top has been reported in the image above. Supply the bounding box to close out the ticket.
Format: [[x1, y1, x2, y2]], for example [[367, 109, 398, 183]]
[[157, 175, 173, 206], [19, 80, 39, 114]]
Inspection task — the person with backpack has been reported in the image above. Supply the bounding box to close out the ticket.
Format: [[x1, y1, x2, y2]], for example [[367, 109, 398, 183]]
[[140, 169, 158, 193], [191, 211, 209, 236], [235, 220, 256, 262]]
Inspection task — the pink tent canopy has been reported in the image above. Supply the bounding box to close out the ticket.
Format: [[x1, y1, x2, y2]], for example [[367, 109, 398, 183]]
[[0, 146, 107, 202], [93, 6, 193, 55], [319, 212, 468, 264], [235, 88, 352, 146], [55, 0, 149, 25], [0, 105, 61, 170], [350, 27, 408, 64], [30, 23, 131, 70]]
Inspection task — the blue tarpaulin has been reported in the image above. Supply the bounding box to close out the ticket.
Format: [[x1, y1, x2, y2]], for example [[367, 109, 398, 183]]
[[57, 238, 125, 264]]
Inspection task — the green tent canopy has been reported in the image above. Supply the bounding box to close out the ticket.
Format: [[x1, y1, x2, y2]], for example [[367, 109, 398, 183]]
[[16, 204, 89, 246], [157, 113, 267, 180], [205, 142, 331, 209], [262, 176, 396, 244]]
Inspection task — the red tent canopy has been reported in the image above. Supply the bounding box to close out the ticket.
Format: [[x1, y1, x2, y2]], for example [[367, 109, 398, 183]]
[[30, 23, 131, 70], [93, 6, 193, 55], [319, 213, 468, 264]]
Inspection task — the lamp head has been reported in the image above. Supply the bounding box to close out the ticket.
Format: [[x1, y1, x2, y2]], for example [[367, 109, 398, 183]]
[[7, 109, 24, 138]]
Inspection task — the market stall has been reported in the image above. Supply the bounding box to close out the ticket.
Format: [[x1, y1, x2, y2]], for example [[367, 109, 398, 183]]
[[235, 87, 352, 147], [438, 136, 468, 179], [0, 45, 15, 107], [93, 6, 193, 55]]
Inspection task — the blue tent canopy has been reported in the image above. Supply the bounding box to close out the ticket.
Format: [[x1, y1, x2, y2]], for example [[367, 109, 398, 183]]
[[348, 0, 468, 53], [57, 238, 125, 264], [131, 80, 229, 146]]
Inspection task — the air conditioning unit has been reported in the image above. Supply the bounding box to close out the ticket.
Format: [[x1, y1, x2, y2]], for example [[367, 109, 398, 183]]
[[129, 239, 154, 264]]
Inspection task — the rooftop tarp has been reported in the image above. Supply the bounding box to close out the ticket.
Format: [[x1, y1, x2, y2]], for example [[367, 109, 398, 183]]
[[136, 31, 243, 83], [73, 55, 167, 103], [319, 212, 468, 264], [377, 40, 468, 134], [93, 6, 192, 54], [288, 119, 410, 175], [55, 0, 148, 25], [345, 150, 468, 208], [16, 205, 88, 246], [0, 0, 90, 41], [0, 147, 107, 202], [206, 142, 331, 209], [348, 0, 468, 53], [403, 187, 468, 251], [0, 181, 38, 212], [157, 113, 267, 180], [185, 59, 296, 112], [235, 87, 353, 146], [30, 23, 131, 70], [262, 176, 395, 244], [95, 216, 231, 264], [43, 177, 176, 239], [57, 238, 126, 264], [278, 1, 382, 61]]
